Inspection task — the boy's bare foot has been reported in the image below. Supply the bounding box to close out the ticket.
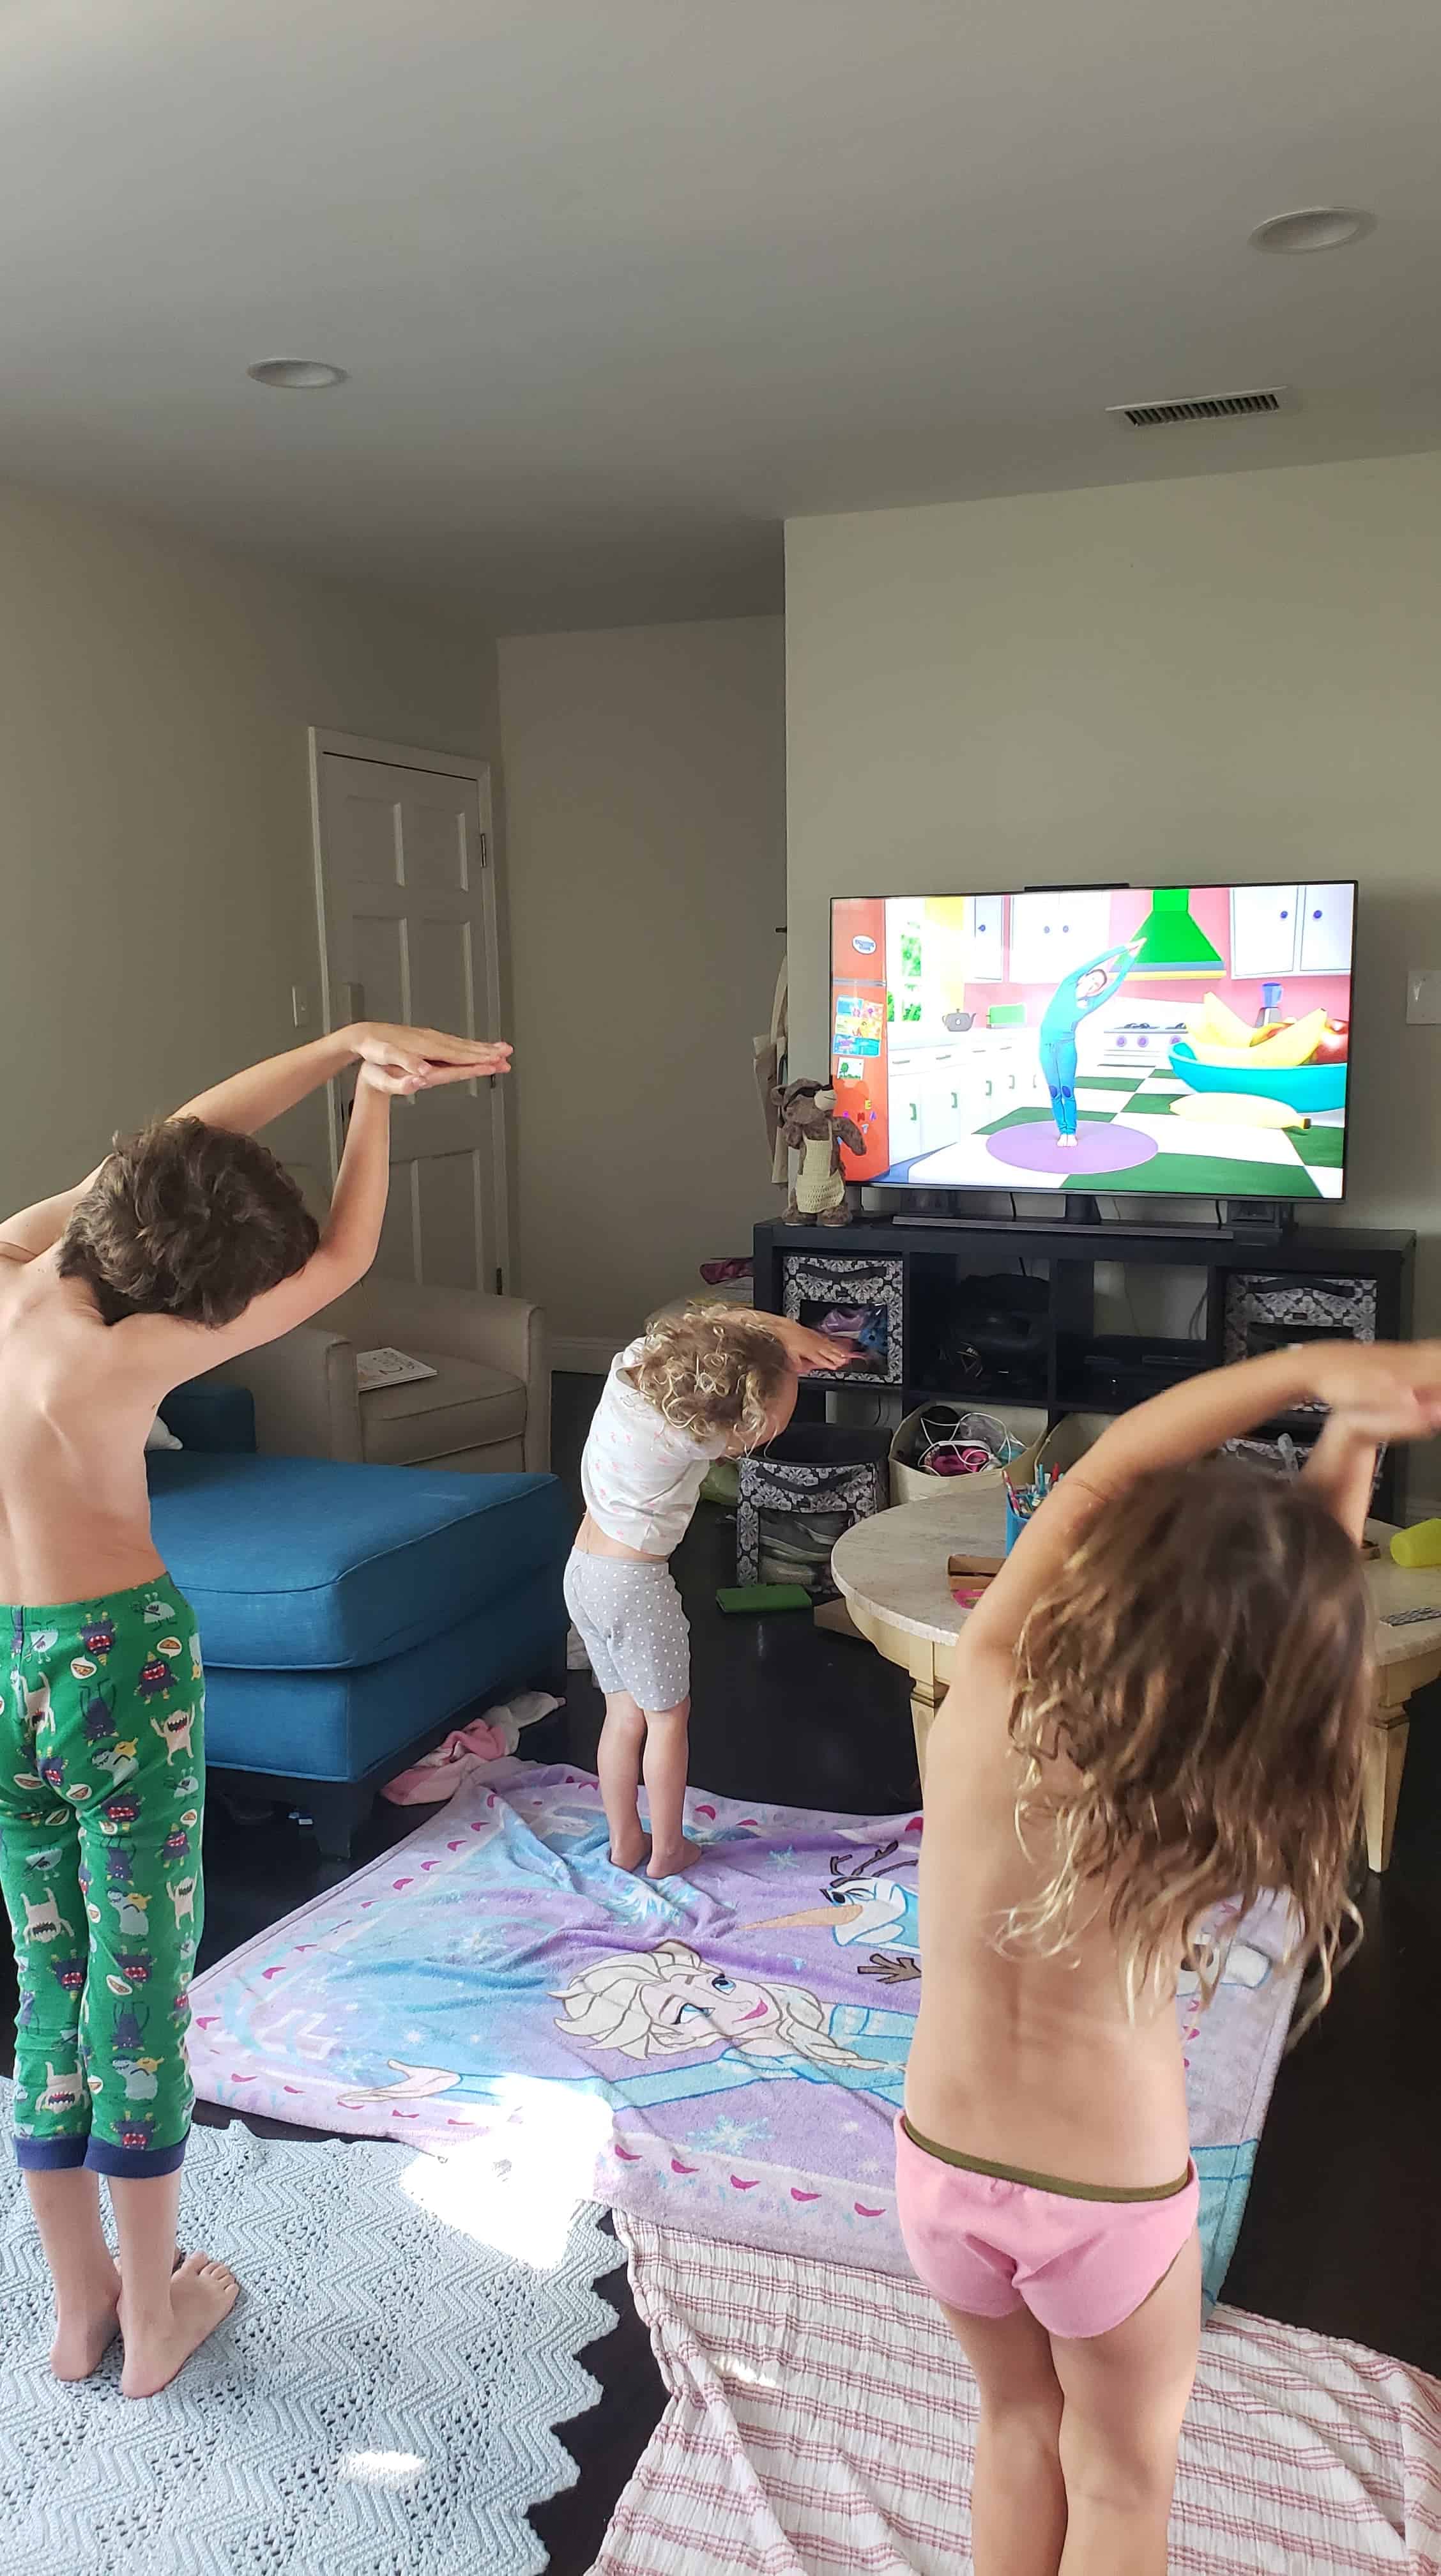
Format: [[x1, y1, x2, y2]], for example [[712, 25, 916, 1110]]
[[51, 2260, 121, 2382], [119, 2251, 240, 2399], [647, 1837, 703, 1880], [609, 1821, 650, 1872]]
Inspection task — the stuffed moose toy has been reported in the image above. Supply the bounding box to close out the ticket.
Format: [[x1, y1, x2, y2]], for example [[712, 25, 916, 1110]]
[[774, 1078, 865, 1227]]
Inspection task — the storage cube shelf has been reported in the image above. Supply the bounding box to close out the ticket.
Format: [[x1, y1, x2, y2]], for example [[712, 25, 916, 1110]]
[[754, 1218, 1415, 1522]]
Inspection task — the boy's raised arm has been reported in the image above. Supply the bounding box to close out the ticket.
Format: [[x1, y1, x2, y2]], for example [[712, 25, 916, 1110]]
[[0, 1170, 111, 1262], [141, 1061, 411, 1368], [173, 1022, 510, 1137], [0, 1023, 510, 1262]]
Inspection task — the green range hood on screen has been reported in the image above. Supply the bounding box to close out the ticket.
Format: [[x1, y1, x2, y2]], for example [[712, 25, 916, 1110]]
[[1128, 887, 1224, 977]]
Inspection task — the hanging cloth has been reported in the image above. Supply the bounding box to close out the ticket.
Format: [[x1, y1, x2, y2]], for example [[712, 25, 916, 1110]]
[[753, 953, 789, 1188]]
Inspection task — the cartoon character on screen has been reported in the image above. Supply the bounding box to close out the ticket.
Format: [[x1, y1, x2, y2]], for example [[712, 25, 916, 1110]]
[[774, 1079, 866, 1227], [1037, 938, 1140, 1147]]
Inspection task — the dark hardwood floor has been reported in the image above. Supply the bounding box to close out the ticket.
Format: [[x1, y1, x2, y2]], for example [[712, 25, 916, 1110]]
[[4, 1370, 1440, 2571]]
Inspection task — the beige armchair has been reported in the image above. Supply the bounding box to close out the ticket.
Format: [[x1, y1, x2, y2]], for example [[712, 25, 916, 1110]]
[[206, 1278, 549, 1475]]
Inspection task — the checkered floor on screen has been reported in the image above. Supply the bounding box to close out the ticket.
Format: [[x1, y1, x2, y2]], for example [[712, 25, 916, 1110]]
[[977, 1069, 1345, 1199]]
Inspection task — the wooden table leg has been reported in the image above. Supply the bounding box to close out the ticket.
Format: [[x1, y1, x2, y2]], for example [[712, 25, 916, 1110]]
[[910, 1664, 945, 1789], [1362, 1706, 1411, 1873]]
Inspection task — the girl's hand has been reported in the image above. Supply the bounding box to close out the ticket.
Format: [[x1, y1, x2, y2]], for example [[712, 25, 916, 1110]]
[[1308, 1340, 1441, 1426], [351, 1024, 512, 1091], [1317, 1396, 1441, 1448], [773, 1319, 864, 1373]]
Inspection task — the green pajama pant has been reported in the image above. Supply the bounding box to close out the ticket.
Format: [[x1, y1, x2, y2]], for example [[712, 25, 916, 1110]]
[[0, 1576, 204, 2177]]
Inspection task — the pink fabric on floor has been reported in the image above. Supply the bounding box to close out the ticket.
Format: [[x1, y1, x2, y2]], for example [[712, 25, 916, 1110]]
[[593, 2216, 1441, 2574], [381, 1719, 510, 1805]]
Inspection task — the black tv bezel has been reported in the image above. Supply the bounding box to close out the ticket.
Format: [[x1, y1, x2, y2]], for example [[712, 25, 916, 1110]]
[[828, 880, 1357, 1208]]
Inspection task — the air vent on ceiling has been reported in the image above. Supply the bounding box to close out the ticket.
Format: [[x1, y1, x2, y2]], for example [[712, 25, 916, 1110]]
[[1108, 387, 1289, 429]]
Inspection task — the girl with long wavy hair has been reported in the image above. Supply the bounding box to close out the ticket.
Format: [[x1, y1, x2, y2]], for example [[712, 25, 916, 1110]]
[[900, 1339, 1441, 2576]]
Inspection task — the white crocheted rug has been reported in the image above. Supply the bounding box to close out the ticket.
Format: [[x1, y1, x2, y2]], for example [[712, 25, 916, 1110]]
[[0, 2088, 623, 2575]]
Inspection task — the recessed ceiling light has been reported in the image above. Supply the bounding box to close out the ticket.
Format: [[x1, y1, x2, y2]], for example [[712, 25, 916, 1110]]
[[1249, 207, 1375, 255], [247, 358, 348, 389]]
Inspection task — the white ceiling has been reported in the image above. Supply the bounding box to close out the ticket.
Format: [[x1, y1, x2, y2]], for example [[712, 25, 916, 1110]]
[[6, 0, 1441, 630]]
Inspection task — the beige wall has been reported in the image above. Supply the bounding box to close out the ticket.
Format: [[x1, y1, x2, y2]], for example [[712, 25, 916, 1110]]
[[0, 480, 498, 1209], [499, 617, 785, 1349], [786, 454, 1441, 1340]]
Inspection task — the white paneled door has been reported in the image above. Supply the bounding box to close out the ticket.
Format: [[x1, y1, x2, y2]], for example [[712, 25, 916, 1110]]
[[310, 732, 508, 1291]]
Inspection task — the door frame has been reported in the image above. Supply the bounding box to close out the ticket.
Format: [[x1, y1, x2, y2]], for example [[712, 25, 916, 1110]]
[[307, 726, 510, 1285]]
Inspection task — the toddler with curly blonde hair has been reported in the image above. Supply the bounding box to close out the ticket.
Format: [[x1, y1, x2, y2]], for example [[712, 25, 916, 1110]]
[[567, 1302, 857, 1876]]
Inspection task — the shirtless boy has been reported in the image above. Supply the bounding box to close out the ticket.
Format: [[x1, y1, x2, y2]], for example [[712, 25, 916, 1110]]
[[0, 1018, 509, 2396]]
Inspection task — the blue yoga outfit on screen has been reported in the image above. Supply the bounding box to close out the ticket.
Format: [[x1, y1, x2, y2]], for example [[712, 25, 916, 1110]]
[[1037, 945, 1134, 1138]]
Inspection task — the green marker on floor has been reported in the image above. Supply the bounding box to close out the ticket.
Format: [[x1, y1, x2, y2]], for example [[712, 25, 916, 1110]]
[[715, 1584, 812, 1614]]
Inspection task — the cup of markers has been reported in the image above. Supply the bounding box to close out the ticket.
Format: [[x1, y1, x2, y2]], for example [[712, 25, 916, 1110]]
[[1003, 1462, 1060, 1554]]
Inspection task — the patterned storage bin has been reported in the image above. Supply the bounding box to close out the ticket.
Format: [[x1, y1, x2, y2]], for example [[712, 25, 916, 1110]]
[[779, 1254, 904, 1386], [735, 1425, 890, 1603], [1223, 1273, 1378, 1413]]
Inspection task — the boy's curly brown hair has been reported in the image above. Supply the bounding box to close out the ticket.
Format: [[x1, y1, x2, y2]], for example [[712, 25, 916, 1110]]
[[58, 1117, 320, 1328], [623, 1307, 790, 1449]]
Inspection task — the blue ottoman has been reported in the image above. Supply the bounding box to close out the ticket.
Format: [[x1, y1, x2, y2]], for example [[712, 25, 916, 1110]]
[[146, 1450, 573, 1855]]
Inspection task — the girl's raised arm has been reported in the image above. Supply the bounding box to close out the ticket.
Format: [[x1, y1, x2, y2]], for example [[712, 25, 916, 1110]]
[[961, 1342, 1441, 1662]]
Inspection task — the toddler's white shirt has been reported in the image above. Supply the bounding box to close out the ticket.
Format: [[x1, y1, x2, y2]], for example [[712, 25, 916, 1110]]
[[581, 1341, 728, 1556]]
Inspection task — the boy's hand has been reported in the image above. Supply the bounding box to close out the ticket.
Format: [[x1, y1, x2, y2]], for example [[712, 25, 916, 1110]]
[[351, 1024, 512, 1092], [772, 1319, 864, 1373]]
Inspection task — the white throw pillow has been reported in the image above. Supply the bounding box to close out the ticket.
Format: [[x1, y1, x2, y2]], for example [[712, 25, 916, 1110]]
[[145, 1417, 183, 1452]]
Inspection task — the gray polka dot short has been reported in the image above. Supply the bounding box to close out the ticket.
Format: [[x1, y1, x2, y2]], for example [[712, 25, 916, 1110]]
[[563, 1551, 691, 1712]]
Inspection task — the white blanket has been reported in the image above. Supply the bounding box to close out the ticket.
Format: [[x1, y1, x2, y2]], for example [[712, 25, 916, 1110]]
[[594, 2218, 1441, 2574]]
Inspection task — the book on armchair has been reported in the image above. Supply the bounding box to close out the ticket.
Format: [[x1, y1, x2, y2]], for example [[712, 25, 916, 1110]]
[[355, 1346, 439, 1393]]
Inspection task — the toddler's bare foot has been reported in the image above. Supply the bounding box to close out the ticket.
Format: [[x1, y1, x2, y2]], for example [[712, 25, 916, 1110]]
[[609, 1821, 650, 1872], [647, 1836, 703, 1880], [51, 2262, 121, 2381], [119, 2251, 240, 2399]]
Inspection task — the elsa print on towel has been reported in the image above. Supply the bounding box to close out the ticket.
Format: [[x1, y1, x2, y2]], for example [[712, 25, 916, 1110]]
[[336, 1940, 912, 2112]]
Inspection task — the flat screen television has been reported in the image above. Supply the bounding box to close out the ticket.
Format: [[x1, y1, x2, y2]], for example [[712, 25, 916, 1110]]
[[831, 883, 1355, 1203]]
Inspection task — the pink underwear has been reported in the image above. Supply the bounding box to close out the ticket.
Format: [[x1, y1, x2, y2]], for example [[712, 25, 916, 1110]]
[[895, 2113, 1199, 2342]]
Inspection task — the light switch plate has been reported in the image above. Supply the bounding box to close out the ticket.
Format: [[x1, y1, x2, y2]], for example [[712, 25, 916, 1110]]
[[1407, 970, 1441, 1026], [291, 983, 314, 1029]]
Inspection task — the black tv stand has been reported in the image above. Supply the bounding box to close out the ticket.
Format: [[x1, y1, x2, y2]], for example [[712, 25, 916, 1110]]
[[910, 1211, 1295, 1245], [754, 1213, 1415, 1520], [905, 1193, 1298, 1244]]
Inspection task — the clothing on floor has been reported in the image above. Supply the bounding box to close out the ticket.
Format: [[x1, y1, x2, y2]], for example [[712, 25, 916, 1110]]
[[563, 1552, 691, 1712], [0, 1578, 203, 2177], [381, 1692, 561, 1805], [894, 2112, 1200, 2340]]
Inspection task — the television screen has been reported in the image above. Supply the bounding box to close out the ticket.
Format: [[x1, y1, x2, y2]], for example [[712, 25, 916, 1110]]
[[830, 884, 1354, 1202]]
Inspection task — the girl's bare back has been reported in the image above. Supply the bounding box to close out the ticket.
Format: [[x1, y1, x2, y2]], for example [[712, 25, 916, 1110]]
[[904, 1636, 1190, 2192]]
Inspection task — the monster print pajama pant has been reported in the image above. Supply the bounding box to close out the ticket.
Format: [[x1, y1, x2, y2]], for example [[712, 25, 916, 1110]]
[[0, 1577, 204, 2176]]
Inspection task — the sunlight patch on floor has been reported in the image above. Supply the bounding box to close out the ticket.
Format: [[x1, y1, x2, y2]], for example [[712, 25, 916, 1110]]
[[401, 2076, 613, 2269]]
